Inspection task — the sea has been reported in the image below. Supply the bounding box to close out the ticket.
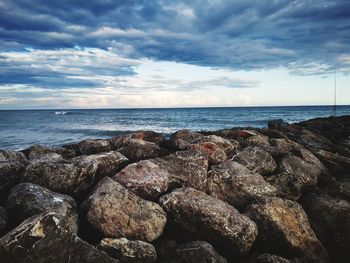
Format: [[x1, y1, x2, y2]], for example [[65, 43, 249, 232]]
[[1, 105, 350, 150]]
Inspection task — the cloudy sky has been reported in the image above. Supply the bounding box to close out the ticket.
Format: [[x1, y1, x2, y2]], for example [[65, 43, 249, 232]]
[[0, 0, 349, 109]]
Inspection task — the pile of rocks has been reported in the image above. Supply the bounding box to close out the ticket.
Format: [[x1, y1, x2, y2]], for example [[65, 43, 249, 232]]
[[1, 116, 349, 263]]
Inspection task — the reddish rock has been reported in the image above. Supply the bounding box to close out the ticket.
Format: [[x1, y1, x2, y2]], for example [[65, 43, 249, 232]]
[[192, 135, 236, 154], [78, 139, 111, 155], [170, 130, 203, 143], [189, 142, 227, 165]]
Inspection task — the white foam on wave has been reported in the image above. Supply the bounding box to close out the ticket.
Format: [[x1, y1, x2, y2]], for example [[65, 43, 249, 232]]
[[55, 111, 69, 115]]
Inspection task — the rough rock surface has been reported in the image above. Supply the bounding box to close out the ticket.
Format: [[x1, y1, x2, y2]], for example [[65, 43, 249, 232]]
[[79, 139, 112, 155], [23, 145, 75, 160], [233, 146, 277, 175], [207, 161, 278, 209], [245, 197, 329, 262], [159, 187, 257, 255], [301, 191, 350, 262], [0, 206, 7, 235], [22, 154, 98, 196], [0, 150, 27, 203], [81, 177, 166, 242], [0, 212, 119, 263], [6, 183, 78, 233], [189, 142, 227, 165], [170, 129, 203, 143], [192, 135, 236, 154], [125, 131, 164, 144], [244, 253, 294, 263], [98, 238, 156, 263]]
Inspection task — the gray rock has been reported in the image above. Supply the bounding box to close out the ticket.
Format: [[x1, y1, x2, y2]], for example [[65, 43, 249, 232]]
[[170, 130, 203, 143], [98, 238, 156, 263], [6, 183, 78, 233], [159, 187, 257, 255], [81, 177, 166, 242], [244, 253, 294, 263], [0, 206, 7, 235], [79, 139, 111, 155], [23, 145, 75, 160]]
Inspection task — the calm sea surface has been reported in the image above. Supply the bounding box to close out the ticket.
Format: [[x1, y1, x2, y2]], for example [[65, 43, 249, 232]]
[[1, 106, 350, 150]]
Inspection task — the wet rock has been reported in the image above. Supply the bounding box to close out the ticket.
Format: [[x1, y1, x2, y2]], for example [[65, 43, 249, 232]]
[[79, 139, 111, 155], [233, 146, 277, 175], [23, 145, 75, 160], [207, 161, 278, 209], [245, 197, 329, 262], [170, 130, 203, 143], [98, 238, 156, 263], [81, 177, 166, 242], [192, 135, 236, 154], [82, 151, 129, 180], [6, 183, 78, 233], [23, 155, 98, 196], [300, 191, 350, 262], [0, 212, 119, 263], [110, 137, 168, 162], [0, 150, 27, 203], [159, 187, 257, 255], [0, 206, 7, 235], [113, 150, 208, 200], [189, 142, 227, 165]]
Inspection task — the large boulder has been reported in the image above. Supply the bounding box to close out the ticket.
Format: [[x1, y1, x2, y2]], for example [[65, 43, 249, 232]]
[[113, 150, 208, 200], [189, 142, 227, 165], [81, 177, 166, 242], [23, 145, 75, 160], [78, 139, 111, 155], [245, 197, 329, 262], [0, 212, 119, 263], [192, 135, 236, 154], [207, 161, 278, 209], [0, 206, 7, 235], [170, 130, 203, 143], [110, 137, 168, 162], [98, 238, 156, 263], [244, 253, 295, 263], [159, 187, 257, 255], [300, 191, 350, 262], [0, 150, 27, 203], [233, 146, 277, 175], [125, 131, 164, 144], [22, 155, 98, 196], [6, 183, 78, 233]]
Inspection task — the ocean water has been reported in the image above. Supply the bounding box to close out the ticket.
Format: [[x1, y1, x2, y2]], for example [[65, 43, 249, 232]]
[[1, 105, 350, 150]]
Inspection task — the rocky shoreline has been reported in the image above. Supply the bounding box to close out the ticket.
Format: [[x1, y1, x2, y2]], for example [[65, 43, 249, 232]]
[[1, 115, 349, 263]]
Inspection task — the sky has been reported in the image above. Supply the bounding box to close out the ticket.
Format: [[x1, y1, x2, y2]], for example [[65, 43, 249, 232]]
[[0, 0, 349, 109]]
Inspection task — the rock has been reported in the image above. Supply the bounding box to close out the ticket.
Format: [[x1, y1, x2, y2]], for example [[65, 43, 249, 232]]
[[0, 212, 119, 263], [233, 146, 277, 175], [23, 145, 75, 160], [128, 131, 164, 144], [170, 130, 203, 143], [189, 142, 227, 165], [98, 238, 156, 263], [0, 150, 27, 203], [81, 177, 166, 242], [79, 139, 111, 155], [174, 241, 227, 263], [207, 161, 278, 209], [192, 135, 236, 154], [6, 183, 78, 233], [82, 151, 129, 180], [244, 253, 294, 263], [300, 191, 350, 262], [245, 134, 271, 146], [312, 148, 350, 176], [110, 137, 168, 162], [0, 206, 7, 235], [62, 142, 82, 156], [159, 187, 257, 255], [113, 150, 208, 200], [22, 154, 98, 196], [245, 197, 329, 262]]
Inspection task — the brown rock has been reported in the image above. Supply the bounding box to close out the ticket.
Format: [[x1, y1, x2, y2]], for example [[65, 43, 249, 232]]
[[98, 238, 156, 263], [23, 145, 75, 160], [233, 146, 277, 175], [128, 131, 164, 144], [81, 177, 166, 242], [159, 187, 257, 255], [244, 253, 294, 263], [192, 135, 236, 154], [245, 197, 329, 262], [245, 134, 271, 146], [79, 139, 111, 155], [170, 130, 203, 143], [207, 161, 278, 209], [190, 142, 227, 165]]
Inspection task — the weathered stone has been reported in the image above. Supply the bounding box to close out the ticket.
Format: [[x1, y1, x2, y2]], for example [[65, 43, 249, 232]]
[[98, 238, 156, 263], [189, 142, 227, 165], [128, 131, 164, 144], [62, 142, 82, 156], [301, 191, 350, 262], [170, 130, 203, 143], [245, 197, 329, 262], [0, 212, 119, 263], [6, 183, 78, 233], [110, 137, 168, 162], [23, 145, 75, 160], [207, 161, 278, 209], [0, 206, 7, 235], [192, 135, 236, 154], [79, 139, 111, 155], [0, 150, 27, 203], [312, 148, 350, 176], [233, 146, 277, 175], [23, 155, 98, 196], [81, 177, 166, 242], [113, 150, 208, 200], [159, 187, 257, 255], [244, 253, 294, 263], [246, 134, 271, 146]]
